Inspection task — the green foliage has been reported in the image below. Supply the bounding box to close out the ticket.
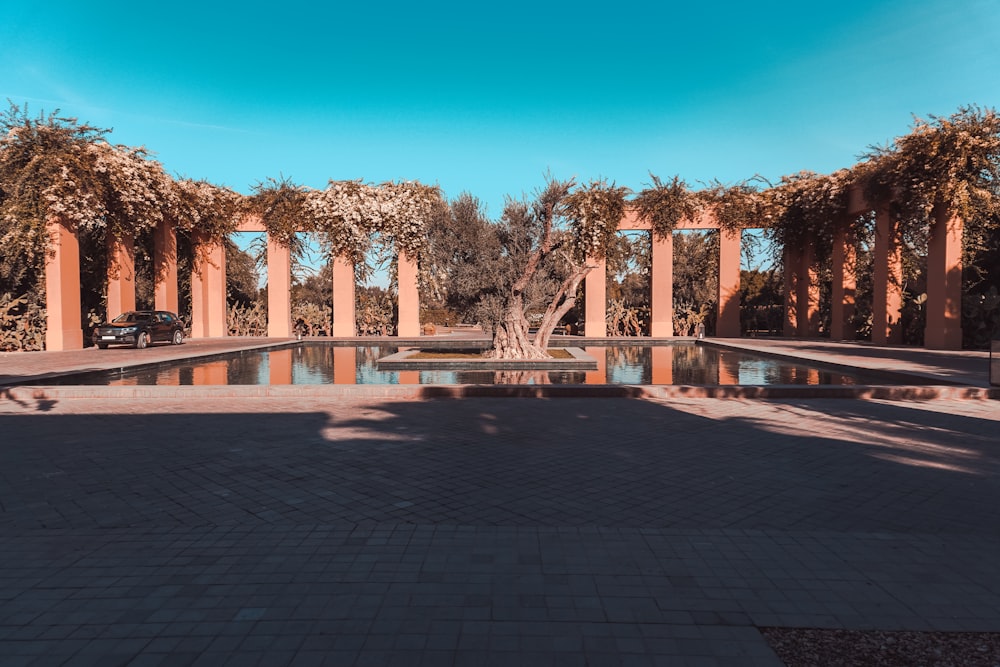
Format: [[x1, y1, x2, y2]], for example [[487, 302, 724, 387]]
[[227, 301, 267, 336], [0, 292, 46, 351], [633, 174, 698, 238]]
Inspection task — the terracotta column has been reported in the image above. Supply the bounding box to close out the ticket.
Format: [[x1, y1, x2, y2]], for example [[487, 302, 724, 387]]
[[43, 216, 83, 351], [650, 232, 673, 336], [783, 244, 800, 337], [872, 208, 903, 345], [331, 255, 356, 337], [153, 219, 179, 313], [584, 258, 607, 337], [796, 241, 820, 337], [191, 232, 227, 338], [716, 228, 741, 337], [266, 237, 292, 337], [830, 223, 857, 341], [925, 203, 963, 349], [106, 232, 136, 320], [397, 250, 420, 337]]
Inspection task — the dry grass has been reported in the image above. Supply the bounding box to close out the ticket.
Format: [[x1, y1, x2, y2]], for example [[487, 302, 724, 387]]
[[408, 348, 574, 360]]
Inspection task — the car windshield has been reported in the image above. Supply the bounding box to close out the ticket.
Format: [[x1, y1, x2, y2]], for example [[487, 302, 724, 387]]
[[111, 312, 151, 324]]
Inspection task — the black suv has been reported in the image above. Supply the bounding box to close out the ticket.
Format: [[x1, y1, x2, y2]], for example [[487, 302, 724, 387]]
[[93, 310, 185, 349]]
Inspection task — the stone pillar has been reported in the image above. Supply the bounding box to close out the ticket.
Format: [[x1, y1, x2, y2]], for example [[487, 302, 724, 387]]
[[872, 208, 903, 345], [331, 255, 356, 337], [650, 232, 673, 337], [106, 232, 136, 320], [584, 258, 606, 337], [783, 244, 800, 337], [43, 216, 83, 351], [796, 242, 820, 337], [717, 228, 741, 337], [925, 204, 963, 350], [830, 224, 857, 341], [153, 219, 179, 314], [266, 237, 292, 338], [397, 250, 420, 337], [191, 233, 227, 338]]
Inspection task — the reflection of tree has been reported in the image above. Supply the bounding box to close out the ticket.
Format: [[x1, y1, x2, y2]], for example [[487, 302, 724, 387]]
[[669, 345, 720, 385], [493, 370, 553, 385]]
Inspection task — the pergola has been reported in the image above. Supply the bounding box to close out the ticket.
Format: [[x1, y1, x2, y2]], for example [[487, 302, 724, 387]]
[[42, 188, 964, 351]]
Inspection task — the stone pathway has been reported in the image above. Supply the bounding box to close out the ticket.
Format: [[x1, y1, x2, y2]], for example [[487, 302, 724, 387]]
[[1, 393, 998, 665]]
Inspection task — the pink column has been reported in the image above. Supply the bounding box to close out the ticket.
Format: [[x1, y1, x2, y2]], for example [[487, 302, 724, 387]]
[[106, 232, 136, 320], [783, 244, 800, 337], [796, 242, 819, 337], [43, 216, 83, 351], [191, 233, 227, 338], [925, 204, 963, 349], [830, 224, 857, 341], [331, 255, 356, 337], [650, 232, 673, 337], [716, 228, 741, 337], [267, 237, 291, 337], [872, 208, 903, 345], [397, 250, 420, 337], [584, 258, 607, 337], [154, 219, 179, 313]]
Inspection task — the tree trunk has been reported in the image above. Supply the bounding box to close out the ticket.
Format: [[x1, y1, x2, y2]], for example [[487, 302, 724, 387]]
[[533, 264, 591, 351], [488, 294, 548, 359]]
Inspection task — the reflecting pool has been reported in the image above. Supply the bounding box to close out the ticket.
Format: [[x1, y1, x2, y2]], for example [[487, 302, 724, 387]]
[[47, 343, 901, 386]]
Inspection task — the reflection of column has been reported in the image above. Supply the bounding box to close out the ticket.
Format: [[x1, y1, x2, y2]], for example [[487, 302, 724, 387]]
[[333, 346, 357, 384], [397, 250, 420, 337], [584, 346, 607, 384], [830, 224, 856, 340], [269, 349, 293, 385], [160, 367, 181, 386], [584, 258, 606, 337], [332, 255, 355, 337], [106, 232, 136, 320], [650, 345, 674, 384], [191, 233, 227, 338], [44, 216, 83, 351], [872, 208, 903, 345], [717, 354, 739, 385], [267, 237, 291, 337], [194, 361, 229, 385], [650, 233, 673, 336], [154, 219, 178, 313], [925, 204, 963, 350], [398, 371, 420, 385]]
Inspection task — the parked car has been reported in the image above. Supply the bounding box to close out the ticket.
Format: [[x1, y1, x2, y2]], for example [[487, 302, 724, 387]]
[[93, 310, 185, 349]]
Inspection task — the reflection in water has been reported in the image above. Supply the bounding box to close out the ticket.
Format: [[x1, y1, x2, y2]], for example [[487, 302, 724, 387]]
[[78, 343, 876, 387]]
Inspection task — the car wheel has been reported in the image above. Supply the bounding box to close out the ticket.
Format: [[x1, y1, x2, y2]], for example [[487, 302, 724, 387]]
[[172, 329, 184, 345], [135, 332, 148, 349], [97, 343, 108, 350]]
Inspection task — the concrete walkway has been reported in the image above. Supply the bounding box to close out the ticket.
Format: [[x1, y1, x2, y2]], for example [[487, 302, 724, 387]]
[[0, 339, 998, 665]]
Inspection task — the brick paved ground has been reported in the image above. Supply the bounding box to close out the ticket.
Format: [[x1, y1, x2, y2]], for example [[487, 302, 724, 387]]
[[1, 393, 998, 665]]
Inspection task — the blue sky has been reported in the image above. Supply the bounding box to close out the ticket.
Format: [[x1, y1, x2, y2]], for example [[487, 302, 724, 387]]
[[3, 0, 998, 217]]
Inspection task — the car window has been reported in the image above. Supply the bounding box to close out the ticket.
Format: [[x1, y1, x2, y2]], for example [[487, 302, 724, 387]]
[[112, 312, 138, 324]]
